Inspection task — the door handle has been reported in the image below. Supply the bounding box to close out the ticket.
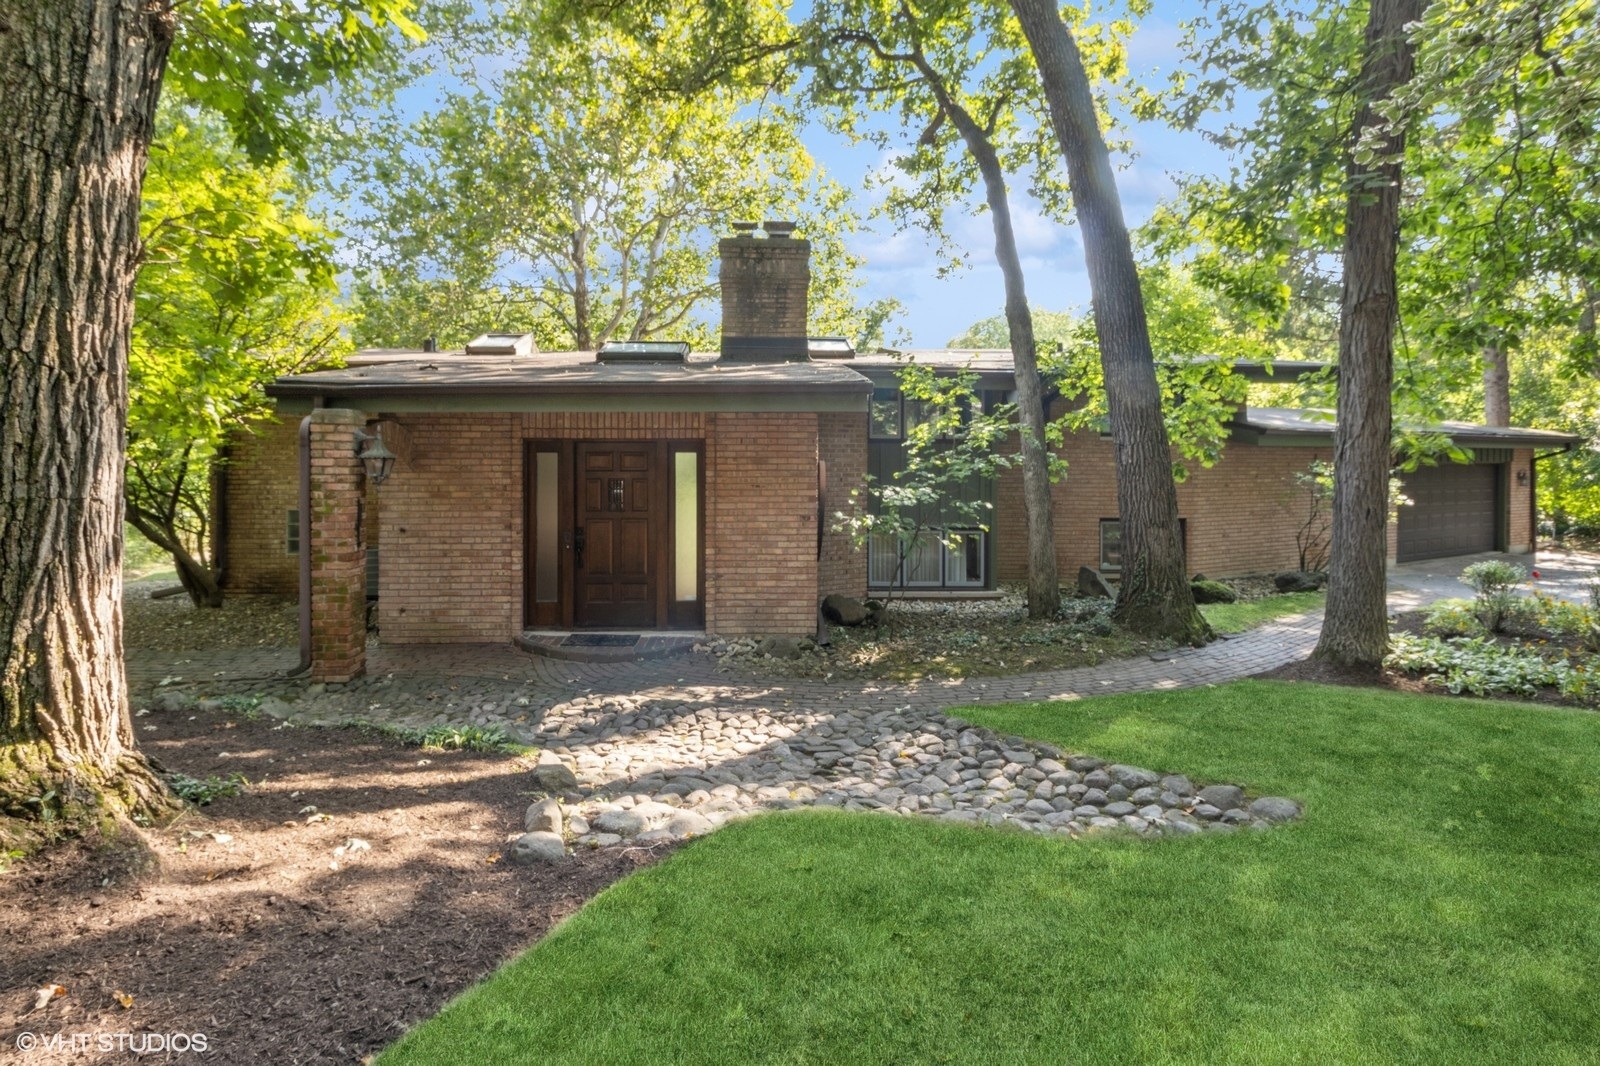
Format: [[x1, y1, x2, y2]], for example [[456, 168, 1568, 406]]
[[574, 527, 585, 569]]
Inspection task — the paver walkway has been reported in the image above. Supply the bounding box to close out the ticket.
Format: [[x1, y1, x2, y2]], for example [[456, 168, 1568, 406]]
[[126, 553, 1577, 847], [128, 607, 1325, 718], [128, 609, 1322, 847]]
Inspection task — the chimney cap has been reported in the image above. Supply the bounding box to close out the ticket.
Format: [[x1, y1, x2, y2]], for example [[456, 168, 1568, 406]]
[[762, 220, 798, 238], [731, 220, 759, 235]]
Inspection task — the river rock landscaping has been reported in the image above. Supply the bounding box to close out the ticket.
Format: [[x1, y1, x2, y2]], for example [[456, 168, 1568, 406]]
[[509, 688, 1303, 858]]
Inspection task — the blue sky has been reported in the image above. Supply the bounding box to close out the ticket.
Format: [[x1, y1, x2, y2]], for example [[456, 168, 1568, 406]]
[[815, 6, 1234, 347]]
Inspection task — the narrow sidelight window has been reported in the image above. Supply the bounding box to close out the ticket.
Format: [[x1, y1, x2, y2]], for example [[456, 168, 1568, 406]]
[[286, 509, 299, 554], [674, 450, 698, 601], [534, 451, 559, 603]]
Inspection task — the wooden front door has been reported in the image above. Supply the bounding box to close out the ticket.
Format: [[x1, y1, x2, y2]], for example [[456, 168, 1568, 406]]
[[574, 443, 656, 627]]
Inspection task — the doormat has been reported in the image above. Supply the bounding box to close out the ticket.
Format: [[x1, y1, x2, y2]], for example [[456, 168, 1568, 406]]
[[562, 634, 639, 647]]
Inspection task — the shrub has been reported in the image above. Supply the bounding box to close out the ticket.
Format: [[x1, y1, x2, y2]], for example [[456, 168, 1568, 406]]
[[1460, 560, 1526, 632], [1190, 579, 1238, 604], [1423, 599, 1486, 639]]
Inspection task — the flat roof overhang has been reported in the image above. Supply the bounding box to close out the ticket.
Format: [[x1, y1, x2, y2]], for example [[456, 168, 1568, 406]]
[[266, 375, 872, 415]]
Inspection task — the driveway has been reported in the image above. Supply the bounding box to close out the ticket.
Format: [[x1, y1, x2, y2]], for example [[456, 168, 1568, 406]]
[[1387, 547, 1598, 610]]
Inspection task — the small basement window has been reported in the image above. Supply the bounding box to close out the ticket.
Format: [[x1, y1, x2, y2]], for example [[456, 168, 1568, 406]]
[[1100, 518, 1186, 571], [286, 509, 299, 554]]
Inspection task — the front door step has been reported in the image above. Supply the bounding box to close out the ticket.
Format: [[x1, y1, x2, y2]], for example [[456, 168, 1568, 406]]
[[516, 632, 699, 663]]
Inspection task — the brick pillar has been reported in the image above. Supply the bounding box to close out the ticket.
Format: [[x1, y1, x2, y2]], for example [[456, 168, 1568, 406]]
[[308, 408, 369, 682]]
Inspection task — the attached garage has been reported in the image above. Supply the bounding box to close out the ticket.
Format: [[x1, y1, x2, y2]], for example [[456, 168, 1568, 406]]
[[1397, 461, 1501, 562]]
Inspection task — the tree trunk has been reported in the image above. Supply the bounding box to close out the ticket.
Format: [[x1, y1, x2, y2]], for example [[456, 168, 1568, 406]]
[[126, 507, 225, 608], [911, 63, 1060, 618], [0, 0, 178, 828], [1008, 0, 1208, 643], [1482, 343, 1510, 426], [1313, 0, 1425, 669]]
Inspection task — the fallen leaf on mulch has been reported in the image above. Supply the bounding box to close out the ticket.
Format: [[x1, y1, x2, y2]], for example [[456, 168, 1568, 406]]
[[113, 990, 134, 1009], [33, 984, 67, 1011]]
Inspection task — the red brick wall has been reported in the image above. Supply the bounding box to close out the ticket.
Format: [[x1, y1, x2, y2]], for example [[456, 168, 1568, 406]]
[[818, 411, 868, 599], [222, 416, 301, 594], [375, 414, 521, 643], [705, 412, 819, 636], [993, 428, 1334, 581], [308, 410, 368, 681], [1510, 447, 1534, 553]]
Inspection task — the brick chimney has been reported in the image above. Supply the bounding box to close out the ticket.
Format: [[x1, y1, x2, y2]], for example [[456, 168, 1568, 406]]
[[719, 220, 810, 361]]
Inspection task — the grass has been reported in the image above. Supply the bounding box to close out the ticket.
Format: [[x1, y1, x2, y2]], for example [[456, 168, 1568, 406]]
[[377, 681, 1600, 1065], [1200, 589, 1324, 633]]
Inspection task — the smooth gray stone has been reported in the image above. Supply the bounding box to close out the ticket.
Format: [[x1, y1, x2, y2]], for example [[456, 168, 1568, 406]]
[[524, 798, 561, 835], [1108, 764, 1161, 790], [510, 831, 566, 865], [1250, 796, 1303, 823], [1197, 784, 1246, 811]]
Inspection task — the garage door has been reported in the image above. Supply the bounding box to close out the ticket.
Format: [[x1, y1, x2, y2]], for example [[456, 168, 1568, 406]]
[[1397, 463, 1499, 561]]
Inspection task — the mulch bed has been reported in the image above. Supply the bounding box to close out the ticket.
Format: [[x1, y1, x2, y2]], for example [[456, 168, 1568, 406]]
[[1, 708, 670, 1064], [123, 578, 299, 652]]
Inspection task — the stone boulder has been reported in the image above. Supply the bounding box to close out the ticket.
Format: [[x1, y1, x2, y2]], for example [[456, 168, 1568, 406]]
[[756, 635, 804, 660], [1077, 566, 1114, 599], [524, 798, 562, 835], [1197, 784, 1246, 811], [821, 594, 870, 626], [1189, 579, 1238, 605], [533, 751, 578, 791], [1249, 796, 1303, 823], [1274, 571, 1326, 593], [509, 831, 566, 865]]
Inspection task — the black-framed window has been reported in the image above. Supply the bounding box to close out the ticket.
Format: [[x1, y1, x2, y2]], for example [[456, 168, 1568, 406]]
[[870, 387, 903, 439], [286, 509, 299, 554], [1100, 518, 1186, 571], [869, 386, 1004, 441], [868, 528, 986, 589]]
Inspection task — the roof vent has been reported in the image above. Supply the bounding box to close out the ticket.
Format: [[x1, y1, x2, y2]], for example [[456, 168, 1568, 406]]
[[464, 332, 537, 356], [596, 340, 691, 363], [808, 337, 855, 359]]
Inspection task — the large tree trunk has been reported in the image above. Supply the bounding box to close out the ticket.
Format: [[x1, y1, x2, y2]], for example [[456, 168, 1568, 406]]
[[1008, 0, 1208, 643], [909, 57, 1060, 619], [1313, 0, 1425, 669], [0, 0, 177, 829], [1482, 343, 1510, 426]]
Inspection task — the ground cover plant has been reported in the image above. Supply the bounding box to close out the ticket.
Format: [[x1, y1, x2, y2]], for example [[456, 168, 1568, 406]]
[[1386, 564, 1600, 706], [376, 680, 1600, 1064]]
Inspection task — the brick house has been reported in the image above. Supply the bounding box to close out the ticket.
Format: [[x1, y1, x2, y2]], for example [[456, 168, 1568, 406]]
[[226, 221, 1579, 680]]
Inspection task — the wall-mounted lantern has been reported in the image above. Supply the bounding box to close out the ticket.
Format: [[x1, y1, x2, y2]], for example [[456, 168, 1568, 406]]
[[1516, 468, 1529, 486], [355, 426, 397, 485]]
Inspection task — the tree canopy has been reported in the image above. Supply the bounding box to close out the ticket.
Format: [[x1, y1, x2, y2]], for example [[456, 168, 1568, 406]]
[[342, 5, 897, 351]]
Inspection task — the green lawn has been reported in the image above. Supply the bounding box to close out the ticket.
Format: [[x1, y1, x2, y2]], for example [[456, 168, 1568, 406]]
[[379, 682, 1600, 1065], [1199, 590, 1324, 633]]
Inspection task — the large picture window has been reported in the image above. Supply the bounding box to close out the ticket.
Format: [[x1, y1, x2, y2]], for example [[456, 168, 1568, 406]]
[[869, 529, 986, 589]]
